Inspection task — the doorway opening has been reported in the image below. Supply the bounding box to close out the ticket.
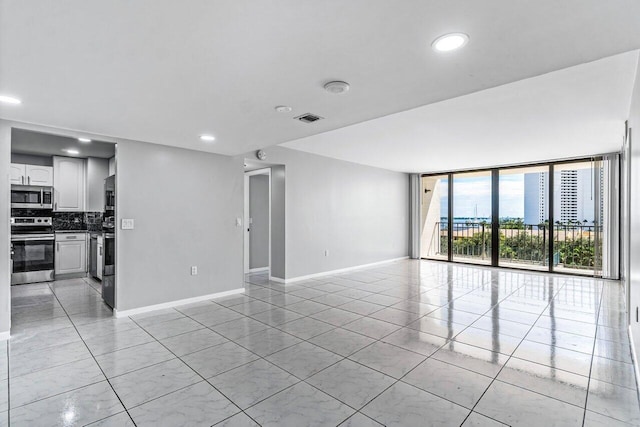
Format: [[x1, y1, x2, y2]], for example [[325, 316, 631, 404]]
[[244, 168, 271, 276], [8, 126, 118, 335]]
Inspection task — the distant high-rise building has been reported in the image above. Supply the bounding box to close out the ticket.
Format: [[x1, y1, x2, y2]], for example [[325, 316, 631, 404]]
[[524, 169, 601, 225], [559, 170, 579, 223], [524, 172, 548, 224]]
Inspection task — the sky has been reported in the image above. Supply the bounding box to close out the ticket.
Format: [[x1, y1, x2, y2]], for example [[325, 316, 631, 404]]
[[438, 174, 525, 218]]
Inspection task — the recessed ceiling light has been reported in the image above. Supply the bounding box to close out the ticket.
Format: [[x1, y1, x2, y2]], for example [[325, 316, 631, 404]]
[[432, 33, 469, 52], [78, 137, 92, 143], [324, 81, 350, 94], [200, 134, 215, 142], [64, 149, 79, 155], [275, 105, 292, 113], [0, 95, 21, 105]]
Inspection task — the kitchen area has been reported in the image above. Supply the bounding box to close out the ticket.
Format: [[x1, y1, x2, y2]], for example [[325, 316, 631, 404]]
[[9, 129, 117, 308]]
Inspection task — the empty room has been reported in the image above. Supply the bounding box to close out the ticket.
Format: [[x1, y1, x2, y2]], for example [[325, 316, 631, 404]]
[[1, 1, 640, 426]]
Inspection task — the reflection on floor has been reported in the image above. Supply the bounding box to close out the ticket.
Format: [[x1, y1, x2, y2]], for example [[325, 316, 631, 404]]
[[1, 261, 639, 426]]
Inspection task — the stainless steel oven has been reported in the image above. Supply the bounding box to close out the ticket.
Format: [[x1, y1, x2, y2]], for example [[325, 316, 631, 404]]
[[11, 217, 55, 285], [11, 185, 53, 209]]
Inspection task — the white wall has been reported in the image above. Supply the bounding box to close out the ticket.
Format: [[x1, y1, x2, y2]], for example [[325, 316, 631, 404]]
[[0, 120, 409, 329], [628, 59, 640, 356], [115, 139, 244, 311], [241, 147, 409, 280], [11, 153, 52, 166], [0, 122, 11, 336]]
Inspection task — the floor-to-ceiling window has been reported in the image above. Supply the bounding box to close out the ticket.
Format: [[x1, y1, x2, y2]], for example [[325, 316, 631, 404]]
[[498, 165, 549, 272], [552, 160, 603, 276], [420, 156, 619, 279], [451, 171, 492, 265]]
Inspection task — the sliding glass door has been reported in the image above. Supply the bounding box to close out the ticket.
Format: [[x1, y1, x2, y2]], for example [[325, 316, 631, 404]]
[[552, 160, 603, 276], [451, 171, 492, 265], [498, 166, 549, 272], [420, 156, 619, 279]]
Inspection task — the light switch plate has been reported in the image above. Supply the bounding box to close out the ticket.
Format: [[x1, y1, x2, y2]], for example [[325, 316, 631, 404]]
[[121, 218, 135, 230]]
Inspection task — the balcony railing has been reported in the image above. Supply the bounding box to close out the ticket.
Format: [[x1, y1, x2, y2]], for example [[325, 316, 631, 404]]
[[426, 221, 601, 271]]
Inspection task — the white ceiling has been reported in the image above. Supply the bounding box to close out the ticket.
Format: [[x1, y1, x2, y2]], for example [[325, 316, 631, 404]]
[[1, 1, 640, 161], [11, 129, 115, 159], [0, 0, 640, 169], [284, 51, 640, 172]]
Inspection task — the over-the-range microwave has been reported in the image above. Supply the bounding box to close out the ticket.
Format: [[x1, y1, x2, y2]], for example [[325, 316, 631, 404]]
[[11, 185, 53, 209]]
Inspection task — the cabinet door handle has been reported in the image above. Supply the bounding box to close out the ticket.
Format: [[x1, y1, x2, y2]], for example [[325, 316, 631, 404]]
[[27, 176, 30, 185], [21, 176, 24, 185], [54, 202, 57, 211], [57, 243, 60, 251], [99, 247, 102, 256]]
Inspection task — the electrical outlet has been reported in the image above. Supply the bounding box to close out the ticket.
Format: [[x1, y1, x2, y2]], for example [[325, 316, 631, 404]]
[[191, 266, 198, 276], [121, 218, 135, 230], [324, 250, 329, 257]]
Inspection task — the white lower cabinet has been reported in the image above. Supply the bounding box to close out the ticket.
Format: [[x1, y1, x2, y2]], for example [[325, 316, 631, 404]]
[[55, 233, 87, 275]]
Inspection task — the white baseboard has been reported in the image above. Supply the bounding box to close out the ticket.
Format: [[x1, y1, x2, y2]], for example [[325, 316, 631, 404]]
[[114, 288, 245, 318], [249, 267, 270, 273], [629, 326, 640, 399], [275, 256, 410, 284], [0, 331, 10, 341]]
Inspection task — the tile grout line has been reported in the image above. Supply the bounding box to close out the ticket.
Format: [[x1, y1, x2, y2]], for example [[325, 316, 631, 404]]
[[455, 279, 567, 426], [237, 276, 521, 425], [459, 278, 610, 425], [8, 266, 628, 426], [311, 272, 530, 424], [44, 281, 140, 427], [132, 281, 421, 424], [581, 282, 604, 426], [128, 311, 266, 426]]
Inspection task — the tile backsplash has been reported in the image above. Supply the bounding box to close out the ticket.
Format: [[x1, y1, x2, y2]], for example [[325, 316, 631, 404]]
[[85, 212, 103, 232], [53, 212, 103, 231]]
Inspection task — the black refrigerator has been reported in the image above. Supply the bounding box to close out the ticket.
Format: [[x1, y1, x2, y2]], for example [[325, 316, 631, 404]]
[[102, 175, 116, 308]]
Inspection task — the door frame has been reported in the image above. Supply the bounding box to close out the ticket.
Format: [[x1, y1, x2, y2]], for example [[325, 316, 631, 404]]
[[244, 168, 271, 274]]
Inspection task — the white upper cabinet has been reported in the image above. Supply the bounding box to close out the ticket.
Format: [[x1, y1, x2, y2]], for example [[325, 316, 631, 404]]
[[25, 165, 53, 186], [10, 163, 25, 185], [10, 163, 53, 186], [53, 156, 86, 211], [86, 158, 110, 212]]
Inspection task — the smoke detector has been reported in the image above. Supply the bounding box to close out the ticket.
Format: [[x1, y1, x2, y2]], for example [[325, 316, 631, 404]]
[[324, 81, 350, 94]]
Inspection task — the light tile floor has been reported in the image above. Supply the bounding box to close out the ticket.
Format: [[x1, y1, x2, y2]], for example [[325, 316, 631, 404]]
[[2, 260, 640, 426]]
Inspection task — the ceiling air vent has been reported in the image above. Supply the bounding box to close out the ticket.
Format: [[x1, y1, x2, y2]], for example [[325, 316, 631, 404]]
[[295, 113, 324, 124]]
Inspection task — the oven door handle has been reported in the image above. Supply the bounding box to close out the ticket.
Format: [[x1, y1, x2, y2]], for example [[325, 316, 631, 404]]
[[11, 236, 55, 241]]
